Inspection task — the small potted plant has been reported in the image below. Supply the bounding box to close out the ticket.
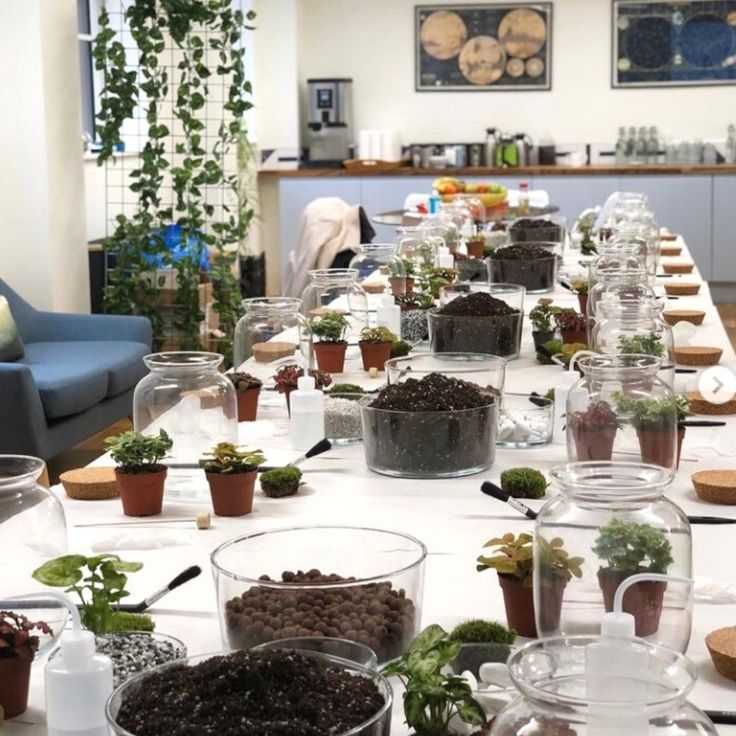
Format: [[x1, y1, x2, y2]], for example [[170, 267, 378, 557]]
[[529, 298, 559, 352], [359, 326, 397, 372], [614, 393, 678, 468], [200, 442, 266, 516], [617, 332, 666, 358], [105, 429, 173, 516], [0, 611, 51, 718], [273, 365, 332, 414], [592, 519, 673, 636], [568, 400, 619, 461], [309, 310, 350, 373], [389, 258, 415, 296], [423, 266, 458, 299], [466, 235, 485, 259], [476, 532, 583, 638], [555, 309, 589, 345], [570, 278, 590, 315], [227, 372, 263, 422], [676, 394, 690, 468]]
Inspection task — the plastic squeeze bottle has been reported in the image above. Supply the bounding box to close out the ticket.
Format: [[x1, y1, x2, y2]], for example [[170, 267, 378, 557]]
[[376, 293, 401, 336], [289, 375, 325, 451]]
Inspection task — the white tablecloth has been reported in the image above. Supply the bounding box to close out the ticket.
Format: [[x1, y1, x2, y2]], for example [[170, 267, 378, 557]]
[[8, 238, 736, 734]]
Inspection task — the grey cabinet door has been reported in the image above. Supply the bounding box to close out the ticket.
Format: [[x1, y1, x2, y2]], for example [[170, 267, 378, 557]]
[[531, 176, 620, 225], [713, 175, 736, 282], [618, 175, 713, 279]]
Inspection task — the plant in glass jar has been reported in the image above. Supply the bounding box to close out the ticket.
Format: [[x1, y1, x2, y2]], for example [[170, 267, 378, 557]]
[[389, 257, 416, 296], [570, 278, 591, 314], [421, 266, 458, 299], [617, 331, 665, 357], [309, 311, 350, 373], [105, 429, 173, 516], [555, 309, 589, 345], [0, 611, 52, 718], [359, 326, 398, 372], [614, 392, 678, 468], [273, 365, 332, 414], [567, 400, 619, 461], [466, 235, 485, 259], [529, 298, 559, 352], [227, 372, 263, 422], [592, 519, 674, 636], [200, 443, 265, 516]]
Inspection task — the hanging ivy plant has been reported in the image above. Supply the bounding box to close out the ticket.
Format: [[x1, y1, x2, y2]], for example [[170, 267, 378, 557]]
[[93, 0, 255, 363]]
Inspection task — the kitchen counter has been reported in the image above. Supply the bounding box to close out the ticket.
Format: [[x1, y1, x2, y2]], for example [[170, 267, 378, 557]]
[[258, 163, 736, 178]]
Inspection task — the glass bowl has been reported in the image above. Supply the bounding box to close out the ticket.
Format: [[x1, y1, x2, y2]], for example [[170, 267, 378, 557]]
[[508, 216, 565, 244], [106, 649, 393, 736], [497, 394, 553, 448], [488, 242, 559, 294], [254, 636, 378, 670], [324, 392, 365, 445], [385, 353, 506, 393], [210, 526, 426, 664]]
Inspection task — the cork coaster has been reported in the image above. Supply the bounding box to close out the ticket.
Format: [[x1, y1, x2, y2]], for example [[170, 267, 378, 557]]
[[60, 467, 118, 500], [252, 341, 296, 363], [662, 262, 694, 274], [361, 282, 386, 294], [686, 391, 736, 416], [661, 233, 679, 241], [692, 470, 736, 505], [662, 310, 705, 326], [665, 282, 701, 296], [706, 626, 736, 680], [660, 245, 682, 256], [673, 346, 722, 366]]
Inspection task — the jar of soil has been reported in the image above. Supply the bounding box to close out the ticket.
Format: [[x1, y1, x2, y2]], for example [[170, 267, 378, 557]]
[[533, 461, 692, 653], [429, 284, 525, 359], [491, 637, 716, 736], [211, 526, 426, 664], [489, 243, 559, 293], [567, 355, 678, 470], [508, 216, 564, 244]]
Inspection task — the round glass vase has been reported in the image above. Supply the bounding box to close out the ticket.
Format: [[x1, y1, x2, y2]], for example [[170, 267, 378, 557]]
[[133, 352, 237, 465], [348, 243, 405, 297], [533, 462, 692, 652], [490, 636, 715, 735], [566, 355, 679, 470], [233, 297, 311, 378], [397, 225, 441, 273], [488, 241, 559, 294]]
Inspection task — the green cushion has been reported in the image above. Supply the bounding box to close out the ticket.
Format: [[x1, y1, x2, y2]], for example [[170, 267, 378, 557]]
[[0, 296, 24, 362]]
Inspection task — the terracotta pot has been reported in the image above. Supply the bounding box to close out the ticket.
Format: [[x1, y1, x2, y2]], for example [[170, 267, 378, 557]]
[[206, 470, 257, 516], [0, 651, 32, 719], [577, 293, 588, 315], [115, 467, 166, 517], [560, 328, 587, 345], [677, 426, 685, 469], [599, 569, 667, 637], [536, 572, 568, 634], [572, 427, 617, 461], [359, 341, 393, 371], [532, 331, 554, 353], [467, 240, 485, 259], [314, 342, 347, 373], [497, 574, 537, 638], [236, 387, 260, 422], [389, 277, 407, 297], [405, 277, 415, 293], [637, 427, 677, 469]]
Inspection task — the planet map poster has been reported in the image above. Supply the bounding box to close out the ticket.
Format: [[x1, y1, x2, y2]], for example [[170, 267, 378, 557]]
[[415, 4, 552, 91]]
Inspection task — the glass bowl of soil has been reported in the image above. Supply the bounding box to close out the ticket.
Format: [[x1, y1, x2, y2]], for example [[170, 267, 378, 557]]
[[211, 526, 426, 664], [385, 352, 506, 393], [106, 648, 393, 736], [254, 636, 378, 670], [324, 392, 364, 445], [489, 243, 560, 294], [361, 372, 498, 478], [428, 285, 525, 359], [508, 216, 565, 244]]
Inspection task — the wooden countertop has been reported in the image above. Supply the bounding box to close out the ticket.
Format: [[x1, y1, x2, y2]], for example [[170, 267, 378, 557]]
[[258, 164, 736, 178]]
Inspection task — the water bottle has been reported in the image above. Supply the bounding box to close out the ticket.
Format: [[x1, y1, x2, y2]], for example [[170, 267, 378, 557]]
[[289, 376, 325, 451]]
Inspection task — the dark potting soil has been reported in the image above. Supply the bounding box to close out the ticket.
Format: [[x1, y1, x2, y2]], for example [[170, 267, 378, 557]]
[[437, 292, 516, 317], [114, 649, 385, 736], [509, 218, 564, 243], [489, 245, 557, 293], [225, 569, 416, 662], [370, 373, 493, 412]]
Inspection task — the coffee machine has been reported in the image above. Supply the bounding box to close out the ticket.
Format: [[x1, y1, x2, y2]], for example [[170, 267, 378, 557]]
[[303, 78, 353, 167]]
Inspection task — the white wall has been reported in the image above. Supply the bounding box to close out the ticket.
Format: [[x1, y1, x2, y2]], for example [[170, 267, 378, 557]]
[[0, 0, 88, 312], [292, 0, 736, 146]]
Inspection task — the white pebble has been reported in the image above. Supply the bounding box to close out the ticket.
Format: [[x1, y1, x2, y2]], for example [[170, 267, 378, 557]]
[[460, 669, 478, 691], [479, 662, 513, 689]]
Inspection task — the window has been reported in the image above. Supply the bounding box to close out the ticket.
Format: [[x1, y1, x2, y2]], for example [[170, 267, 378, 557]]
[[77, 0, 101, 139]]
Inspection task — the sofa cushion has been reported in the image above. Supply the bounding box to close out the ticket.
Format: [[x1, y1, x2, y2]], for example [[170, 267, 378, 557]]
[[0, 296, 24, 362], [20, 341, 149, 419]]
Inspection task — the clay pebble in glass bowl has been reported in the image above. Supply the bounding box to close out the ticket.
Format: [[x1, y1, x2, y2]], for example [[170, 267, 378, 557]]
[[662, 262, 694, 275], [662, 310, 705, 326], [673, 346, 722, 366], [686, 390, 736, 416], [706, 626, 736, 681], [664, 281, 701, 296], [691, 470, 736, 504]]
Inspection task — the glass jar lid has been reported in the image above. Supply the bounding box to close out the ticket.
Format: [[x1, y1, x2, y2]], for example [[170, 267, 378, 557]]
[[0, 455, 46, 495], [143, 352, 224, 371], [578, 354, 662, 377], [307, 268, 359, 285]]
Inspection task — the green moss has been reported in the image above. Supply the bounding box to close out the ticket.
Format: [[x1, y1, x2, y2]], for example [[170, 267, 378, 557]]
[[107, 611, 155, 632], [260, 467, 303, 498], [327, 383, 365, 395], [500, 467, 549, 499], [390, 340, 411, 358], [450, 619, 516, 644]]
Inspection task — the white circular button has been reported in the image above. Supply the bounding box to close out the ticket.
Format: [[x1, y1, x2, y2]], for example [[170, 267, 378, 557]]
[[698, 366, 736, 405]]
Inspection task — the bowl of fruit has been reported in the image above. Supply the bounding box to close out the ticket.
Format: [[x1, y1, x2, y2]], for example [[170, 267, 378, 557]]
[[433, 177, 508, 210]]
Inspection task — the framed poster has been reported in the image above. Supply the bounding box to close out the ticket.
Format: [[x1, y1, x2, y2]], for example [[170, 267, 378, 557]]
[[613, 1, 736, 87], [415, 3, 553, 91]]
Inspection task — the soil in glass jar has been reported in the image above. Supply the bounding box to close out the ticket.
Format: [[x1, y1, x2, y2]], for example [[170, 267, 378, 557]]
[[489, 244, 558, 293], [509, 218, 564, 243]]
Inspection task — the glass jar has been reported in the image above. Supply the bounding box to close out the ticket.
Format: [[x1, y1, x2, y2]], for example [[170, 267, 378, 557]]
[[567, 355, 679, 470], [233, 297, 311, 378], [301, 269, 369, 374], [348, 243, 405, 296], [533, 462, 692, 652], [490, 636, 715, 735], [597, 238, 656, 278], [210, 526, 426, 664], [133, 352, 237, 464], [488, 242, 560, 294], [591, 300, 674, 387], [397, 225, 440, 273]]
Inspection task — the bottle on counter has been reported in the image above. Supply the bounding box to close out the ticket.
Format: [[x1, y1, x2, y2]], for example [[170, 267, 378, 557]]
[[289, 376, 325, 451], [517, 182, 530, 215], [626, 126, 637, 164], [726, 124, 736, 164], [614, 126, 627, 165], [636, 126, 649, 164], [647, 126, 660, 164]]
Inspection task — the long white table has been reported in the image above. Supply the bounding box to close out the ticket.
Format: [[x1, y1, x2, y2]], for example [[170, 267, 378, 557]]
[[8, 237, 736, 734]]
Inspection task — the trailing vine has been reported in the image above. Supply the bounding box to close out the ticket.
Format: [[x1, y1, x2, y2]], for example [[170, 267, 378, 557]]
[[93, 0, 255, 362]]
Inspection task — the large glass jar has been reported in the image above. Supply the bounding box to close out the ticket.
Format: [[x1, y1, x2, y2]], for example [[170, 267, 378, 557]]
[[591, 300, 674, 387], [533, 462, 692, 652], [490, 636, 715, 735], [348, 243, 405, 297], [133, 352, 237, 464], [233, 297, 311, 377], [567, 355, 679, 470], [397, 225, 440, 273]]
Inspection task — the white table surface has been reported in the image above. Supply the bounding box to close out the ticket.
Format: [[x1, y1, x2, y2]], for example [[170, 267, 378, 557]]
[[7, 238, 736, 734]]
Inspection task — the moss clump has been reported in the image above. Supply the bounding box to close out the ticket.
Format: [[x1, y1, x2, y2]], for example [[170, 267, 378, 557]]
[[260, 467, 303, 498], [450, 619, 516, 645], [327, 383, 365, 395], [107, 612, 155, 632], [390, 340, 411, 358], [500, 467, 549, 499]]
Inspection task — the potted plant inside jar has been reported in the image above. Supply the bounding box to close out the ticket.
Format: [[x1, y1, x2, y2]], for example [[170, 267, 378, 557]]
[[676, 394, 690, 468], [389, 258, 415, 296], [570, 278, 590, 315], [466, 235, 486, 259], [476, 532, 583, 638], [359, 326, 398, 371], [228, 372, 263, 422], [614, 392, 678, 469], [0, 611, 51, 719], [200, 442, 266, 516], [568, 400, 619, 461], [617, 332, 667, 361], [592, 519, 674, 636], [105, 429, 173, 517], [273, 365, 332, 414], [309, 310, 350, 373], [530, 298, 560, 352], [555, 309, 589, 345], [423, 266, 458, 299]]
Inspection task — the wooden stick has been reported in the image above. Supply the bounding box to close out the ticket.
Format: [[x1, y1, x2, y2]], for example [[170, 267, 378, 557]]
[[75, 518, 197, 528]]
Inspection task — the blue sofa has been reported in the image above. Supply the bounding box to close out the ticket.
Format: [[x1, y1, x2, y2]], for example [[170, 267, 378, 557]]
[[0, 279, 152, 459]]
